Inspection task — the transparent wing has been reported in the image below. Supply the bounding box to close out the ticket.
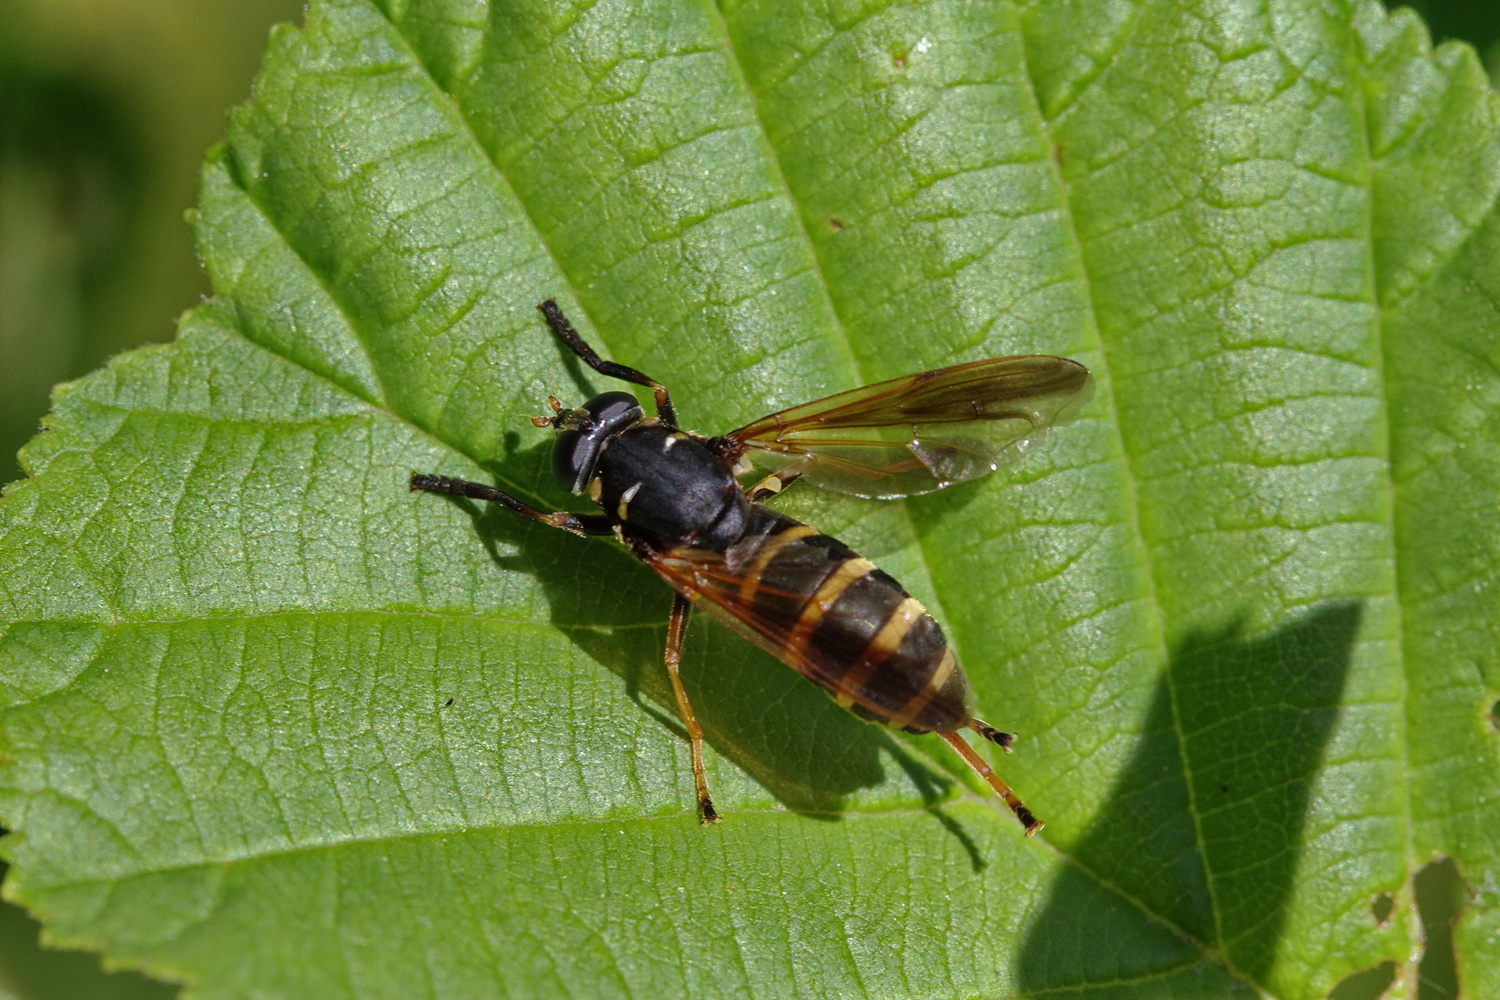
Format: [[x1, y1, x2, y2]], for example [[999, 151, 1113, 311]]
[[724, 355, 1093, 498]]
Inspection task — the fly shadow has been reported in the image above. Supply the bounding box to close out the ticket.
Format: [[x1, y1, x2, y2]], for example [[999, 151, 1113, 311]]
[[1016, 600, 1363, 994], [426, 438, 970, 841]]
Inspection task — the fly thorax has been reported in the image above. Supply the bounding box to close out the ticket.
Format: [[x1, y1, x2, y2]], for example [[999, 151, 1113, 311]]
[[595, 425, 748, 550]]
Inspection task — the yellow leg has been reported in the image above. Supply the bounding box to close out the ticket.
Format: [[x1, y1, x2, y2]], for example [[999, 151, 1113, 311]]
[[664, 593, 719, 823], [939, 729, 1043, 836]]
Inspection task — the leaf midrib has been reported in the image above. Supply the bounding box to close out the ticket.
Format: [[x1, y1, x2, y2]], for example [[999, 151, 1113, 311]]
[[1357, 22, 1420, 981]]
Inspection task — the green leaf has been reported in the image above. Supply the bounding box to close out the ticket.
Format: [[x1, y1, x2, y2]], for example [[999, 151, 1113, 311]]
[[2, 0, 1498, 997]]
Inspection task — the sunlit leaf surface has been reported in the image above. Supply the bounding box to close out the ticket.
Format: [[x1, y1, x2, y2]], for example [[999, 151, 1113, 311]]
[[1, 1, 1497, 996]]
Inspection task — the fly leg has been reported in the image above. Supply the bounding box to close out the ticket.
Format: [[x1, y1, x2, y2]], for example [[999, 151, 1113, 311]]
[[938, 728, 1043, 836], [971, 719, 1016, 752], [538, 300, 678, 428], [410, 474, 614, 536], [663, 592, 719, 823]]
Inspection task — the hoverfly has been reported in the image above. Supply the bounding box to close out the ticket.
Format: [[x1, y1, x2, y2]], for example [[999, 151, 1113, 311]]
[[412, 301, 1093, 835]]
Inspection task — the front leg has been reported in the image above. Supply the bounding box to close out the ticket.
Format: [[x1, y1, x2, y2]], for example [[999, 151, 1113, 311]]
[[410, 474, 614, 536], [538, 300, 678, 428]]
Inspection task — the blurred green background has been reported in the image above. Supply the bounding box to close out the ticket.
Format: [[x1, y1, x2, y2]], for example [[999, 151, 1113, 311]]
[[0, 0, 1493, 997], [1, 0, 304, 492]]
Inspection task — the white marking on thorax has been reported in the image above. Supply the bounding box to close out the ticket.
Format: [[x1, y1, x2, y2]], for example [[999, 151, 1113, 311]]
[[617, 481, 643, 520]]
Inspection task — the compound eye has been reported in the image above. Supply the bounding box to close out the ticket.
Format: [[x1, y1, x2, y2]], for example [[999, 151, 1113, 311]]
[[585, 391, 644, 428], [550, 392, 642, 495], [552, 428, 594, 495]]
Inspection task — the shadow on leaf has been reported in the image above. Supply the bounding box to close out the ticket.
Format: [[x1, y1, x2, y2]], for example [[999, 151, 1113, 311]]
[[1018, 601, 1362, 994]]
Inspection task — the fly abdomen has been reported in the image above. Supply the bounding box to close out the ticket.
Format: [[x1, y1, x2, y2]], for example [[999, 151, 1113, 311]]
[[722, 510, 974, 734]]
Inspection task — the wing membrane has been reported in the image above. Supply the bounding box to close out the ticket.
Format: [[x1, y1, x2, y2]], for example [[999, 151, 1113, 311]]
[[726, 355, 1093, 498]]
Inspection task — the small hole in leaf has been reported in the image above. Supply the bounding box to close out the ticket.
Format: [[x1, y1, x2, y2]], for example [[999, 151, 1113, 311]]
[[1415, 856, 1471, 1000], [1326, 961, 1395, 1000], [1370, 892, 1394, 926]]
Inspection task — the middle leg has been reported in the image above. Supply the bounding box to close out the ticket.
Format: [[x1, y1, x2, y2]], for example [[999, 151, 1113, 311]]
[[663, 592, 719, 823]]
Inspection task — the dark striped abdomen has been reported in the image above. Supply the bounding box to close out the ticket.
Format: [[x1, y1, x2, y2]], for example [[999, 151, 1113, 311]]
[[685, 508, 975, 734]]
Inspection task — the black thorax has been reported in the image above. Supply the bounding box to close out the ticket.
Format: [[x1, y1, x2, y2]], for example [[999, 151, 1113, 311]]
[[593, 425, 750, 551]]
